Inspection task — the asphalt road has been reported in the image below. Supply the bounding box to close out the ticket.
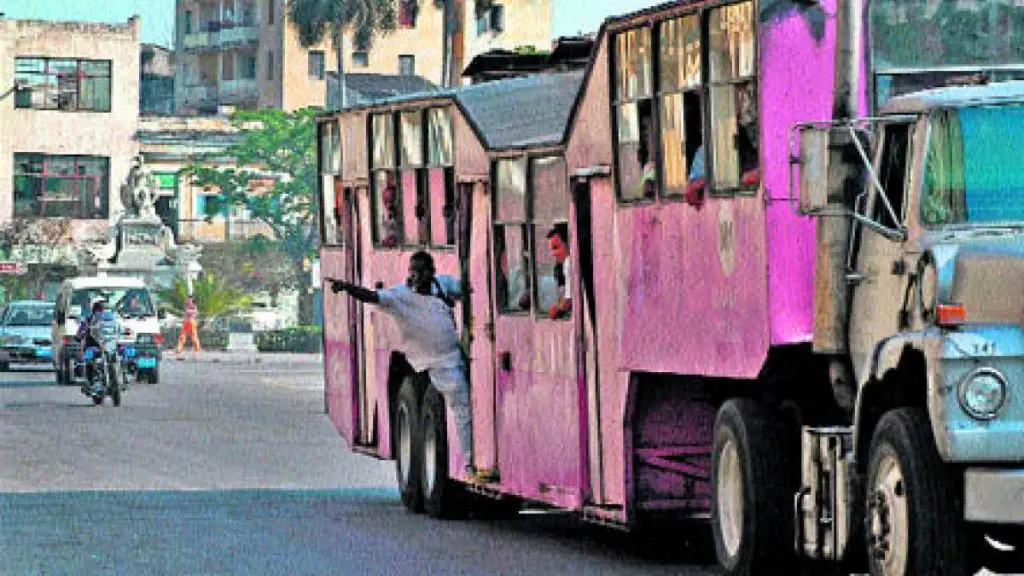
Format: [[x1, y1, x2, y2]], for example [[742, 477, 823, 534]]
[[0, 356, 718, 576]]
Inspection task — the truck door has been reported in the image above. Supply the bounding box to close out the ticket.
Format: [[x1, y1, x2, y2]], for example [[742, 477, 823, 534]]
[[848, 120, 919, 381]]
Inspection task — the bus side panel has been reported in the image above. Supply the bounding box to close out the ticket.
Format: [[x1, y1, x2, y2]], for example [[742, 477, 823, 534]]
[[615, 195, 769, 379], [761, 0, 852, 346]]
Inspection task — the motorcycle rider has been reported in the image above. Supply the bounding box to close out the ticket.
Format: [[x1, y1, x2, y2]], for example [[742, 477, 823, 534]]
[[76, 298, 120, 393]]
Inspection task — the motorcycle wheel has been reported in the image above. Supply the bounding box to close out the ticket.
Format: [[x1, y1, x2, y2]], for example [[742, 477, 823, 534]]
[[92, 395, 103, 406], [108, 362, 122, 407]]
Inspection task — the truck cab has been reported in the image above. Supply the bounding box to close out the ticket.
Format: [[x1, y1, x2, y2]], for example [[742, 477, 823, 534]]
[[795, 80, 1024, 574]]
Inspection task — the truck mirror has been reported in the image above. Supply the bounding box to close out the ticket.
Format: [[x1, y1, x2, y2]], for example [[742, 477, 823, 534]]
[[798, 128, 830, 214]]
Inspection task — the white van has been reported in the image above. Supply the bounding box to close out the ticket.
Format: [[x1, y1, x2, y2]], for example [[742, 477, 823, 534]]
[[52, 276, 163, 385]]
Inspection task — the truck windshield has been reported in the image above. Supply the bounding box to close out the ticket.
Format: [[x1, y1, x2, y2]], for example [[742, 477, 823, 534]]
[[922, 104, 1024, 226], [72, 288, 155, 318]]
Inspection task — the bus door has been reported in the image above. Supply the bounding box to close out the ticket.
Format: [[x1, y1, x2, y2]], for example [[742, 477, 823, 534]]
[[459, 179, 498, 473], [491, 156, 582, 503], [323, 180, 364, 447], [572, 178, 604, 504]]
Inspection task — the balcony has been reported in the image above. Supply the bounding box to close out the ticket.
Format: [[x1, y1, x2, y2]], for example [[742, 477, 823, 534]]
[[177, 218, 274, 244], [182, 20, 259, 52], [219, 79, 258, 104], [182, 84, 218, 106]]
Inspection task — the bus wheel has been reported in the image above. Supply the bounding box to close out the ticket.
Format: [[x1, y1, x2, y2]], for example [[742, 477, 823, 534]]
[[395, 376, 424, 513], [711, 398, 797, 575], [420, 387, 466, 519], [865, 408, 967, 576]]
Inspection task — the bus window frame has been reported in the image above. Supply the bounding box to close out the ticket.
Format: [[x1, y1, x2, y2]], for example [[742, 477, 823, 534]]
[[425, 106, 457, 251], [492, 156, 533, 317], [609, 0, 761, 206], [318, 118, 344, 248]]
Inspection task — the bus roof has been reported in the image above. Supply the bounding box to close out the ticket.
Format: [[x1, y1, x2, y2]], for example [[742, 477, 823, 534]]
[[881, 81, 1024, 115]]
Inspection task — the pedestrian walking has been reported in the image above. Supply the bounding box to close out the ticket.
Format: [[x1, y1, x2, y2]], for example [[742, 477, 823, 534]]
[[176, 296, 201, 354]]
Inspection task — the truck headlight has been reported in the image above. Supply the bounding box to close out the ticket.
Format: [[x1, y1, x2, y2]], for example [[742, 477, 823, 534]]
[[959, 368, 1008, 420]]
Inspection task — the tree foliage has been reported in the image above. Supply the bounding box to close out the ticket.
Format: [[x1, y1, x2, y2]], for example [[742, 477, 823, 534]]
[[186, 108, 318, 263], [155, 274, 251, 327], [287, 0, 398, 52], [199, 238, 298, 299]]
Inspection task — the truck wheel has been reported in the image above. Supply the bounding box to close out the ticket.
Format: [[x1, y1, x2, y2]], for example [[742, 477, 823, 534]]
[[395, 375, 424, 513], [865, 408, 967, 576], [711, 398, 798, 575], [420, 387, 466, 519], [0, 361, 8, 372]]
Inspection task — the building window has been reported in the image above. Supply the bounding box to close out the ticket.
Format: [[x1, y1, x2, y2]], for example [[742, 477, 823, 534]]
[[352, 51, 369, 68], [308, 51, 326, 80], [222, 54, 236, 81], [398, 0, 418, 28], [14, 58, 112, 112], [477, 4, 505, 34], [13, 154, 110, 219], [241, 54, 257, 79], [266, 50, 274, 80], [267, 0, 274, 25], [184, 10, 193, 34], [399, 55, 415, 76]]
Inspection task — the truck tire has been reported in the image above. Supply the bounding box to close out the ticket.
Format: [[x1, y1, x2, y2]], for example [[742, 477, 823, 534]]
[[972, 529, 1024, 574], [711, 398, 798, 575], [420, 387, 466, 519], [865, 408, 967, 576], [395, 375, 424, 513]]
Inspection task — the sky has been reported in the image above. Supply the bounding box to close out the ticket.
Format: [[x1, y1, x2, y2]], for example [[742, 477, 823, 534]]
[[0, 0, 651, 48]]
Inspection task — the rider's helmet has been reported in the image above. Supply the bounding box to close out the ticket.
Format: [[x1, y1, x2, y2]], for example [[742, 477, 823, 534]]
[[90, 297, 106, 314]]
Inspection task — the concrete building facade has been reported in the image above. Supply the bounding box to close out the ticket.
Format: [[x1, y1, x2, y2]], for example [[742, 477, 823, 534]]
[[175, 0, 553, 113], [0, 16, 141, 241]]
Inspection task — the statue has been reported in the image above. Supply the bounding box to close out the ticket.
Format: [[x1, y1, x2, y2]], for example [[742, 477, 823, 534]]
[[120, 155, 158, 220]]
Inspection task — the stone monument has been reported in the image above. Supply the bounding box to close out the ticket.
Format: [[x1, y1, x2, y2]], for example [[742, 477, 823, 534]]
[[77, 156, 202, 289]]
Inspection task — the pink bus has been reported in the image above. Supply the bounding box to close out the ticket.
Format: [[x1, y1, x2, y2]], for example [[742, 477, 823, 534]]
[[320, 2, 1024, 574]]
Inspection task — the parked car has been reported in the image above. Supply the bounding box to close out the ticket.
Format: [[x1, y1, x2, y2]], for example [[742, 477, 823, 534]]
[[0, 300, 55, 371]]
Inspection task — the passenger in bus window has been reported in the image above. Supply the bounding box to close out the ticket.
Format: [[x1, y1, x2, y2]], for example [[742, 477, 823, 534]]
[[329, 251, 495, 483], [686, 144, 707, 206], [381, 186, 400, 247], [546, 223, 572, 320], [738, 82, 760, 187], [638, 103, 658, 198]]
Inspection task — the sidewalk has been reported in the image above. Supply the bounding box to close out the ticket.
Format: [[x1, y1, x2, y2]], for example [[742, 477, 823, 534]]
[[165, 350, 323, 366]]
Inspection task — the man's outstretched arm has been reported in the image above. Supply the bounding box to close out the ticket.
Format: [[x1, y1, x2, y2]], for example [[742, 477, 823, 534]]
[[328, 279, 380, 304]]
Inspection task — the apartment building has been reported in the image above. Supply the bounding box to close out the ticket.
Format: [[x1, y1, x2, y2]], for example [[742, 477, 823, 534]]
[[175, 0, 553, 113], [0, 16, 141, 238]]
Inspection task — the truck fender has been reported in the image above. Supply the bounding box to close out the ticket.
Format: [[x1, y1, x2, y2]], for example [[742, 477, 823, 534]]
[[853, 330, 948, 466]]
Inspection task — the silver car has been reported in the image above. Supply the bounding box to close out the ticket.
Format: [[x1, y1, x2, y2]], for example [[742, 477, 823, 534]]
[[0, 300, 55, 371]]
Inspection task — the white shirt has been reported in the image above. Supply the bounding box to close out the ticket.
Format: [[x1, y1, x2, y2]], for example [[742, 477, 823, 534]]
[[376, 275, 463, 372]]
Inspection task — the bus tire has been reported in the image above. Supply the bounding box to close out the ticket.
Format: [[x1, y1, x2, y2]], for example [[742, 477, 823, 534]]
[[420, 387, 466, 519], [711, 398, 798, 575], [395, 376, 424, 513], [865, 407, 967, 576]]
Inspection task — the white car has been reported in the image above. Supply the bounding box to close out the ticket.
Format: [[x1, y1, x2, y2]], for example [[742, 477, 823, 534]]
[[52, 276, 164, 385]]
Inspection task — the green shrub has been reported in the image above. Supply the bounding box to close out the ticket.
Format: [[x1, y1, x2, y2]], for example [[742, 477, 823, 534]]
[[255, 326, 322, 353]]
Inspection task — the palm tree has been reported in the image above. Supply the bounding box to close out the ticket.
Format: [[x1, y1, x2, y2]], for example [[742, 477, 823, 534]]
[[287, 0, 398, 110], [156, 274, 251, 328]]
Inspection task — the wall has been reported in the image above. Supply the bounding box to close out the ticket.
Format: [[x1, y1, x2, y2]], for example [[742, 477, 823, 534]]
[[0, 17, 141, 240], [461, 0, 553, 82]]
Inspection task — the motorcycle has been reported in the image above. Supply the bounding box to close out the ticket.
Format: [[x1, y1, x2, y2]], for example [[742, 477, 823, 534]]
[[77, 316, 128, 407]]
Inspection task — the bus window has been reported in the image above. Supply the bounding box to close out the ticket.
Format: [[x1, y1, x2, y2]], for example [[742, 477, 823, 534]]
[[372, 113, 401, 247], [494, 158, 531, 313], [427, 108, 456, 248], [708, 1, 759, 193], [614, 27, 656, 201], [659, 15, 704, 198], [531, 156, 570, 320], [319, 120, 343, 245], [400, 110, 429, 246]]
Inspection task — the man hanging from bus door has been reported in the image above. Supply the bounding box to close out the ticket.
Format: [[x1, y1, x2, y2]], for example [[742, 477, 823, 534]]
[[328, 251, 498, 483]]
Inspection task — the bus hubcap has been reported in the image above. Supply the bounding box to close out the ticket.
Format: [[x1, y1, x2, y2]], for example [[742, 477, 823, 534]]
[[423, 419, 436, 495], [398, 406, 411, 486]]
